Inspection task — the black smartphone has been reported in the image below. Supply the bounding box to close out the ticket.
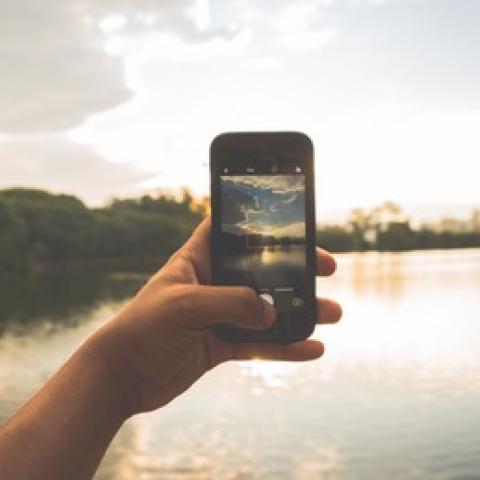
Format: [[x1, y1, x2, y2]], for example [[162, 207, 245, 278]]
[[210, 131, 316, 342]]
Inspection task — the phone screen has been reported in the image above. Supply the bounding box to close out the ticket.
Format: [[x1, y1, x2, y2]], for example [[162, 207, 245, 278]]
[[219, 172, 306, 322]]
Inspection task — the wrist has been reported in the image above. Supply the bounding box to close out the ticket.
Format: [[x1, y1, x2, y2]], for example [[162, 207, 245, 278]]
[[77, 326, 139, 421]]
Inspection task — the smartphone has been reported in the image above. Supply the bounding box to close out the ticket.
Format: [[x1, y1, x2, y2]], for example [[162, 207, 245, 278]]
[[210, 131, 316, 342]]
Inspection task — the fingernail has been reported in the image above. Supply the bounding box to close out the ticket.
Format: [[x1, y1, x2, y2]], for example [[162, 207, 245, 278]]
[[260, 298, 276, 328]]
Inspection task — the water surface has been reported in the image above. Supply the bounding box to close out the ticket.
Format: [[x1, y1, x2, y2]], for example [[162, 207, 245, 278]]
[[1, 250, 480, 479]]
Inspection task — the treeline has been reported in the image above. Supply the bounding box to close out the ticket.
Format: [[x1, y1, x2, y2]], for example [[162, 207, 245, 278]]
[[0, 188, 203, 275], [318, 201, 480, 252], [319, 223, 480, 252], [1, 190, 480, 275]]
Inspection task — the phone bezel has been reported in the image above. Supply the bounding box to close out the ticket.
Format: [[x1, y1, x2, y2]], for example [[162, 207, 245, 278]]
[[210, 131, 316, 342]]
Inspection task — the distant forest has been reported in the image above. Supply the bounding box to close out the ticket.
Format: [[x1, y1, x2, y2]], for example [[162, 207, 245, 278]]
[[318, 202, 480, 253], [1, 189, 480, 275], [319, 223, 480, 253], [0, 188, 203, 275]]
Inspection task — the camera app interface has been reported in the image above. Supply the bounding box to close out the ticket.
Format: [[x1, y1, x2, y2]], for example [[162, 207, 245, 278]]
[[219, 172, 306, 322]]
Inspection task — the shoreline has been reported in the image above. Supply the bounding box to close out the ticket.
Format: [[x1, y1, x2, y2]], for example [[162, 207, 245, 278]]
[[2, 246, 480, 280]]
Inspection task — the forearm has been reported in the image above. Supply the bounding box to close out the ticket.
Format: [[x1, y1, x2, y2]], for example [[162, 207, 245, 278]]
[[0, 336, 130, 480]]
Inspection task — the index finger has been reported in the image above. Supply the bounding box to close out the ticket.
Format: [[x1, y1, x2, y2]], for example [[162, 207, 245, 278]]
[[179, 216, 212, 283]]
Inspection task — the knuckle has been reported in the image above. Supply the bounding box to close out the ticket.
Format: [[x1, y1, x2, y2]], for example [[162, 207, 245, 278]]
[[168, 285, 195, 316]]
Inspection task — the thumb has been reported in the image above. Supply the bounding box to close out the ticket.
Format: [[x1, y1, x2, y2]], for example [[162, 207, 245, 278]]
[[176, 285, 276, 330]]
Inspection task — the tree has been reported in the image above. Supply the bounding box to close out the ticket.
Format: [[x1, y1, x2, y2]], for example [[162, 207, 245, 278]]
[[0, 188, 203, 273], [376, 222, 419, 251], [0, 198, 28, 274]]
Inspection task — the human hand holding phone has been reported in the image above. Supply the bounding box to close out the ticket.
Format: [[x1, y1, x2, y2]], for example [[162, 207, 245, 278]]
[[87, 216, 342, 415]]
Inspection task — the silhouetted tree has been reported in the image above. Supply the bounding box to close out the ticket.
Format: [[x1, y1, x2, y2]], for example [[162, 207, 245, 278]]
[[0, 188, 202, 275]]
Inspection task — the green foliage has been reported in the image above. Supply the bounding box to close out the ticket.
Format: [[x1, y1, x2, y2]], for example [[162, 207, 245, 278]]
[[0, 198, 29, 273], [318, 217, 480, 253], [0, 188, 203, 275], [376, 222, 420, 251], [0, 189, 94, 262], [318, 202, 480, 253], [1, 189, 479, 274], [317, 226, 357, 253]]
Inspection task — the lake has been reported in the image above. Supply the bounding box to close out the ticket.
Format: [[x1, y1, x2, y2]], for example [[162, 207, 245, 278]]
[[221, 245, 305, 289], [1, 249, 480, 479]]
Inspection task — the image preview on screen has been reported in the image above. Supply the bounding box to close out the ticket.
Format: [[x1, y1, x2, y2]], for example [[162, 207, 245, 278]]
[[219, 174, 306, 316]]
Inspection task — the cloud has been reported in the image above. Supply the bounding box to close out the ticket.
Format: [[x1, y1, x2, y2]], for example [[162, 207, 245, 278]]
[[0, 2, 134, 134], [100, 0, 338, 63], [0, 0, 340, 136], [0, 0, 259, 135], [4, 0, 478, 138], [115, 28, 252, 63], [3, 0, 480, 218], [0, 137, 154, 205], [222, 176, 306, 235], [272, 1, 338, 52], [227, 176, 305, 193], [269, 221, 305, 237]]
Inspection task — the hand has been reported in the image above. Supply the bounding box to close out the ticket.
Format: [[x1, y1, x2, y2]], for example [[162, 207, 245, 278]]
[[84, 217, 342, 416]]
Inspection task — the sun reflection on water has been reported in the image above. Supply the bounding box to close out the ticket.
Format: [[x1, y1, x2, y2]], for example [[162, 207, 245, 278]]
[[240, 359, 296, 389], [260, 247, 274, 265]]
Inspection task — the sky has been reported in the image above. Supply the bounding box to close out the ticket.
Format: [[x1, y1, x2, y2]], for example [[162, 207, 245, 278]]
[[222, 175, 305, 237], [0, 0, 479, 221]]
